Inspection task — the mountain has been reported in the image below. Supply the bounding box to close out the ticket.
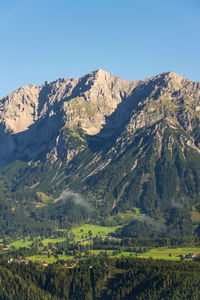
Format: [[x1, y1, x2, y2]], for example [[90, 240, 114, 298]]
[[0, 69, 133, 166], [0, 69, 200, 237]]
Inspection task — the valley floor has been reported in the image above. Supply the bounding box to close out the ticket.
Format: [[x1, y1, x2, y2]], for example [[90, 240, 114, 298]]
[[1, 224, 200, 264]]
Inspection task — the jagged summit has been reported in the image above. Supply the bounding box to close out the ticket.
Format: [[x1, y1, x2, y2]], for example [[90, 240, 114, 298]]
[[0, 69, 199, 165], [88, 68, 109, 76], [158, 71, 186, 84], [159, 70, 183, 78], [140, 71, 185, 85], [1, 70, 195, 101]]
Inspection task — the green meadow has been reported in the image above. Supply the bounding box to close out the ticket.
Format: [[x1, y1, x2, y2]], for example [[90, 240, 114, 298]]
[[8, 239, 34, 249], [41, 238, 67, 246], [6, 224, 121, 249], [8, 237, 67, 249], [89, 249, 114, 255], [140, 247, 200, 260], [27, 254, 72, 263], [89, 247, 200, 261], [113, 252, 135, 258], [70, 224, 121, 242], [5, 224, 200, 263]]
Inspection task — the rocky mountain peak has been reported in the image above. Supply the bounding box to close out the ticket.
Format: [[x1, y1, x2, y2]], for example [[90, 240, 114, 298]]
[[89, 68, 110, 78], [160, 70, 184, 79], [0, 70, 199, 167], [0, 70, 200, 239], [160, 71, 186, 89]]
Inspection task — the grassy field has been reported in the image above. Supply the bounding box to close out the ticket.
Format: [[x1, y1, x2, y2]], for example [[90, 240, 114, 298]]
[[26, 248, 200, 263], [8, 239, 34, 249], [6, 224, 120, 249], [89, 249, 114, 255], [89, 250, 135, 258], [27, 254, 73, 263], [114, 252, 135, 258], [6, 223, 200, 263], [89, 248, 200, 260], [27, 251, 135, 263], [8, 237, 67, 249], [140, 247, 200, 260], [36, 192, 52, 202], [107, 208, 145, 224], [70, 224, 121, 242], [41, 238, 67, 246]]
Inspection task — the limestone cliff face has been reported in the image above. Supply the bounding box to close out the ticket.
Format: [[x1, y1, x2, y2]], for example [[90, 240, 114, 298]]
[[0, 69, 132, 134], [0, 70, 199, 167], [1, 69, 200, 237], [0, 70, 135, 166], [61, 69, 135, 135]]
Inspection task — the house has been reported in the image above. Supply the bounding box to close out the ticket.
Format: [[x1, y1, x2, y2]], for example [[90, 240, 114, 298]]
[[0, 245, 9, 251], [8, 259, 30, 264], [192, 253, 200, 259], [64, 263, 77, 269], [37, 262, 48, 267], [185, 253, 200, 259]]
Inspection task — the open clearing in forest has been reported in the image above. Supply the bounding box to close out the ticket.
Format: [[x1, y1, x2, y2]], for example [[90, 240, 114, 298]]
[[6, 224, 120, 249], [90, 248, 200, 260], [8, 238, 67, 249], [28, 251, 135, 263], [70, 224, 121, 242], [6, 224, 121, 249], [140, 247, 200, 260], [26, 247, 200, 264], [27, 254, 72, 263], [41, 238, 67, 246], [8, 239, 34, 249]]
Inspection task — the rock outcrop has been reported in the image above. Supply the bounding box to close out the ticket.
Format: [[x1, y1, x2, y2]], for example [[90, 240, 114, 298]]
[[0, 70, 200, 167]]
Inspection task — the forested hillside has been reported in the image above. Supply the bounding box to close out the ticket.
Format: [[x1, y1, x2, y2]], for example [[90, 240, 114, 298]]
[[1, 257, 200, 299]]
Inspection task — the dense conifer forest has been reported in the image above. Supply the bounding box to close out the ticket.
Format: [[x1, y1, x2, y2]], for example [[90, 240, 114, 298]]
[[1, 257, 200, 299]]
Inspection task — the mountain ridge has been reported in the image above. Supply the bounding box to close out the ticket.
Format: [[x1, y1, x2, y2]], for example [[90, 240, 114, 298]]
[[0, 69, 200, 237]]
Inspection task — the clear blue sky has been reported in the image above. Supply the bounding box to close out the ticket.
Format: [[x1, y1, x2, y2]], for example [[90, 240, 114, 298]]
[[0, 0, 200, 97]]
